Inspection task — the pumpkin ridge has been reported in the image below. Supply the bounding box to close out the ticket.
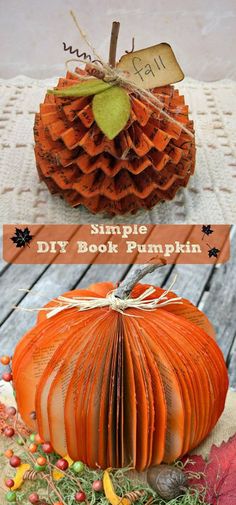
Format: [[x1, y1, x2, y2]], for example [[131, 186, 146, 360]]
[[12, 281, 228, 470], [34, 71, 195, 214]]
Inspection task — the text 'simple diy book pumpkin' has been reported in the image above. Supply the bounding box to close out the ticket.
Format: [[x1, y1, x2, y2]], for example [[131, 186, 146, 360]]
[[34, 20, 196, 214], [12, 271, 228, 471]]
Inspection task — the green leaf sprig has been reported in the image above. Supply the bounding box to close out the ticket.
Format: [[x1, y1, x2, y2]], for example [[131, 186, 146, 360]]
[[47, 78, 131, 140]]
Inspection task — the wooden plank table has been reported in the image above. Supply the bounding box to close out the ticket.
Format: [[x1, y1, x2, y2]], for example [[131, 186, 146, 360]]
[[0, 228, 235, 389]]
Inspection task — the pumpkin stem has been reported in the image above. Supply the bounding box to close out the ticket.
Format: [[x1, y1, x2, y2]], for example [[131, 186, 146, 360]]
[[114, 261, 166, 300], [109, 21, 120, 67]]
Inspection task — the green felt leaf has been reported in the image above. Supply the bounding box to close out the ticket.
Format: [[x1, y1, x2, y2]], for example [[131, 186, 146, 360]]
[[47, 78, 112, 97], [92, 86, 131, 140]]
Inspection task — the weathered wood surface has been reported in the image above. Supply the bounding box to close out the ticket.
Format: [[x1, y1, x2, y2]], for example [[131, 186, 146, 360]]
[[0, 228, 235, 388]]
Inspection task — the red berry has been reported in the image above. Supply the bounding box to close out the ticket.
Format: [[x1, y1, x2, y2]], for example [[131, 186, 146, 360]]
[[42, 442, 53, 454], [56, 458, 69, 471], [9, 455, 21, 468], [92, 479, 103, 492], [6, 406, 17, 416], [4, 449, 13, 458], [36, 456, 47, 466], [29, 443, 37, 453], [4, 426, 15, 437], [29, 493, 40, 504], [5, 478, 14, 488], [2, 372, 13, 382], [0, 355, 11, 365], [75, 491, 86, 502]]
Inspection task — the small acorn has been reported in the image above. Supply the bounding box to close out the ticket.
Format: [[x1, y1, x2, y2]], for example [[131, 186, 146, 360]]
[[147, 464, 188, 501]]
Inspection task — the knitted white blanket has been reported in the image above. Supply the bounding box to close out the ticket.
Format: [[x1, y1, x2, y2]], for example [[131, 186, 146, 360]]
[[0, 76, 235, 224]]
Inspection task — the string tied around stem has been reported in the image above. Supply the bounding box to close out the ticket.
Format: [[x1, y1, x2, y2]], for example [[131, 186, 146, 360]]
[[63, 12, 194, 139], [14, 274, 182, 319]]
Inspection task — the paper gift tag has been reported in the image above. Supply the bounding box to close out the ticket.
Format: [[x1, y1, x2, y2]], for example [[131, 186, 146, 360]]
[[117, 43, 184, 89]]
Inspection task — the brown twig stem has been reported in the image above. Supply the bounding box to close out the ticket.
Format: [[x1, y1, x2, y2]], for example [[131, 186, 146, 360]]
[[109, 21, 120, 67], [114, 261, 166, 300]]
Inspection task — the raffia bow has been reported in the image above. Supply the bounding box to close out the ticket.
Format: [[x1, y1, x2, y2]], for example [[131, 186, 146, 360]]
[[15, 271, 182, 318], [46, 287, 182, 318]]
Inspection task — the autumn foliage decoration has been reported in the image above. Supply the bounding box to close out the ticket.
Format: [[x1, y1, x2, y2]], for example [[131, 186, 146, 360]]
[[12, 280, 228, 471]]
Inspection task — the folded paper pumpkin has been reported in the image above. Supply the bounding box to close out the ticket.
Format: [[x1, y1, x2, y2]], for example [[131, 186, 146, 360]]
[[34, 70, 195, 215], [12, 281, 228, 471]]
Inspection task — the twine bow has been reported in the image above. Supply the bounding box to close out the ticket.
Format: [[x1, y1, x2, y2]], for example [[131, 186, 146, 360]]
[[64, 12, 194, 139]]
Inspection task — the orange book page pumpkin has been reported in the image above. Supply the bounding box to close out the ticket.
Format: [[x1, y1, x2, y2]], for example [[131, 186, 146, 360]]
[[12, 282, 228, 471], [34, 70, 195, 215]]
